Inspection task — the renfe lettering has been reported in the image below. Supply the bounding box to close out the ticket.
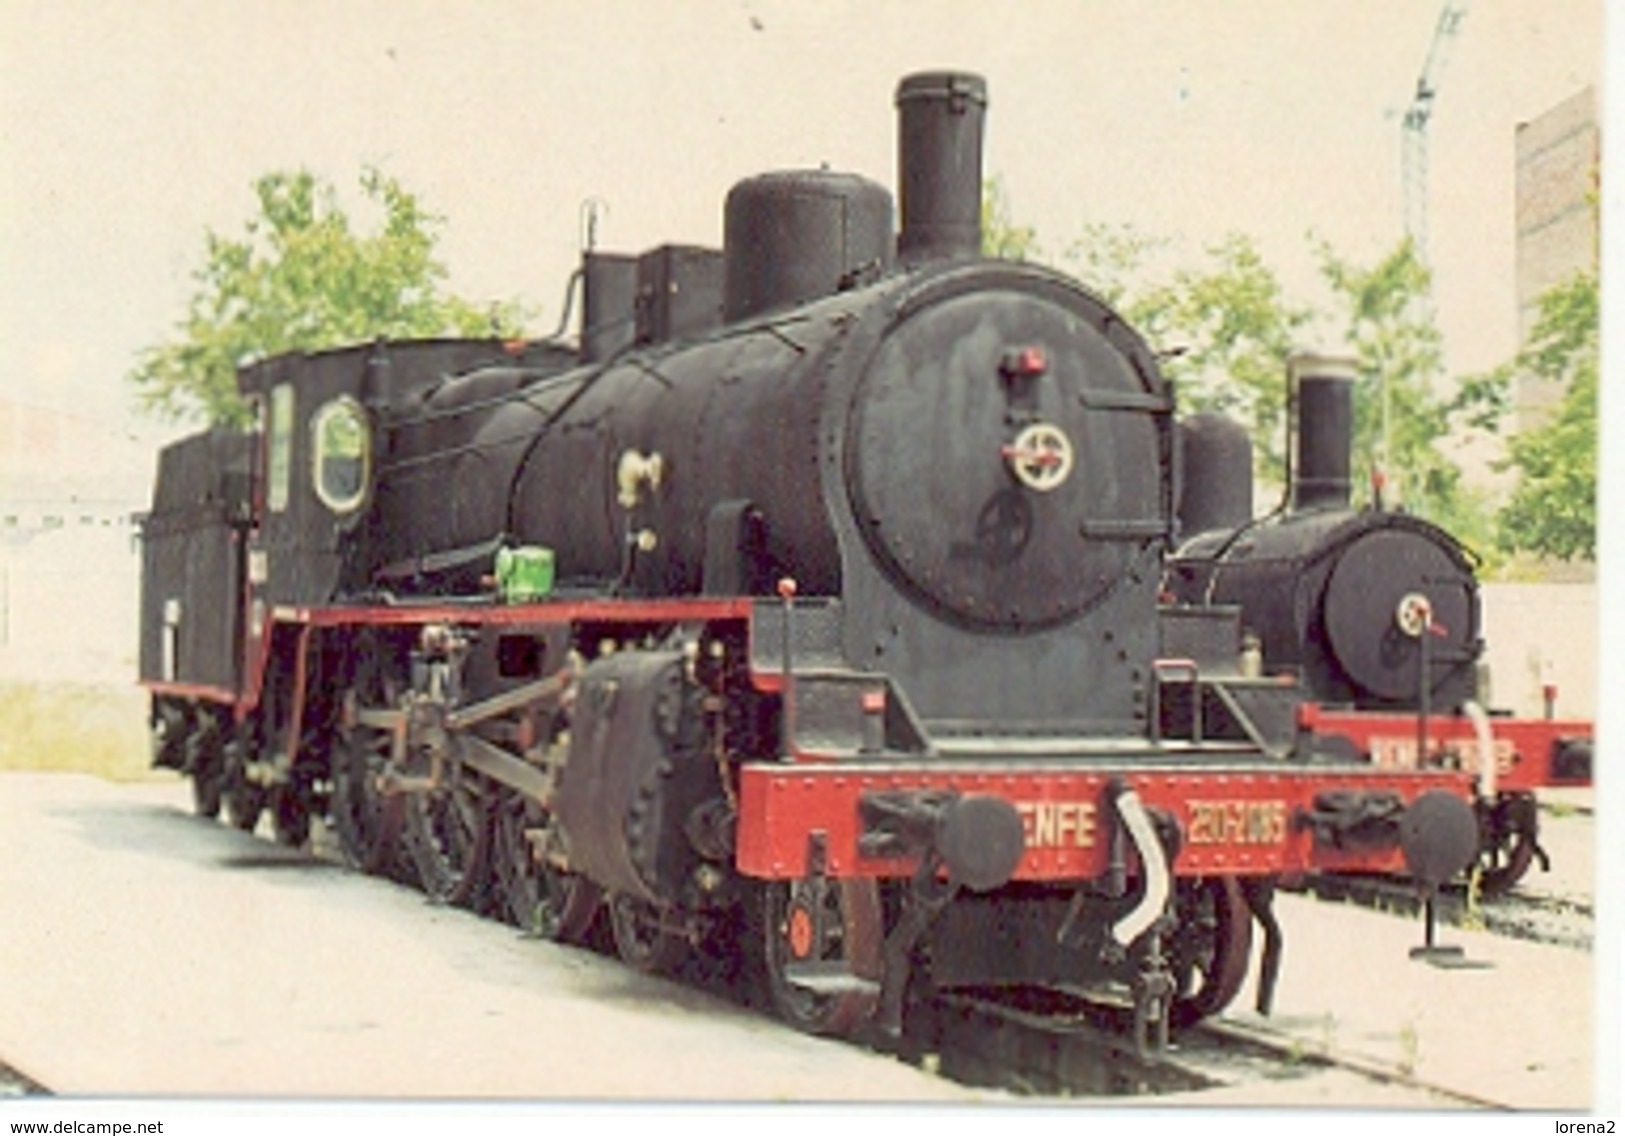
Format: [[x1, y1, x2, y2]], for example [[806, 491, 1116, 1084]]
[[1015, 801, 1096, 849]]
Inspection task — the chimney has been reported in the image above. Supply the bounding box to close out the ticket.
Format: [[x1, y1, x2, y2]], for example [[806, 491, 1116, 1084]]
[[1288, 352, 1357, 511], [895, 72, 987, 264]]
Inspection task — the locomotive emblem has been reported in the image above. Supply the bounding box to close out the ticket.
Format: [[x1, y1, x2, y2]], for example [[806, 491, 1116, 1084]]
[[1002, 422, 1075, 491]]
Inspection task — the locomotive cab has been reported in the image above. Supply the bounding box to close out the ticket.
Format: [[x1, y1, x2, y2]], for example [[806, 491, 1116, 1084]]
[[234, 338, 578, 606]]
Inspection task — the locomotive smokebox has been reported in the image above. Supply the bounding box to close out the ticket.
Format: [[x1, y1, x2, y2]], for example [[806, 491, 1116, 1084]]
[[1289, 352, 1356, 511], [895, 71, 987, 264]]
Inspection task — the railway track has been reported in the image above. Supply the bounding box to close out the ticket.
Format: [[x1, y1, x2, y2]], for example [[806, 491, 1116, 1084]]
[[0, 1059, 47, 1097], [908, 986, 1505, 1106], [383, 840, 1593, 1104], [1291, 873, 1594, 953], [908, 987, 1250, 1098]]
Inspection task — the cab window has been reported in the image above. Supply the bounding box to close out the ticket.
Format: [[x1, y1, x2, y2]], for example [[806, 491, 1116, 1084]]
[[311, 396, 370, 513], [268, 383, 294, 513]]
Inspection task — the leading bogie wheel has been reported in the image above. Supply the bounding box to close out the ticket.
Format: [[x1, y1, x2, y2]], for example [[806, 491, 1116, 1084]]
[[608, 894, 689, 975], [1168, 877, 1253, 1028], [760, 878, 883, 1038], [1477, 828, 1537, 896]]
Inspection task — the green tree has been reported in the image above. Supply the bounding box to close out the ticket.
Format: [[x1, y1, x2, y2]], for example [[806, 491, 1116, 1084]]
[[981, 176, 1042, 262], [1062, 220, 1166, 308], [1127, 234, 1314, 486], [985, 194, 1489, 531], [1493, 269, 1599, 560], [130, 167, 525, 426], [1313, 238, 1491, 545]]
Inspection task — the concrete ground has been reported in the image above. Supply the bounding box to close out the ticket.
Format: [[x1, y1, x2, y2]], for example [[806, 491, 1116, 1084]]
[[0, 773, 975, 1102], [1187, 785, 1608, 1110], [1201, 888, 1599, 1109], [0, 772, 1611, 1112]]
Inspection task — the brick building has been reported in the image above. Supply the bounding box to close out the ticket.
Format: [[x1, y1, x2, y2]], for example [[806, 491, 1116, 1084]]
[[1513, 87, 1599, 431]]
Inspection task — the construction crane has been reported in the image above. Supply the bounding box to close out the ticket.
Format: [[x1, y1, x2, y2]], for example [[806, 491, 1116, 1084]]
[[1370, 2, 1469, 508], [1401, 3, 1468, 265]]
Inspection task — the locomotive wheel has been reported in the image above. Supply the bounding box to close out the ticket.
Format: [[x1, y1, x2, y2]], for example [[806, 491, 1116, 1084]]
[[186, 722, 223, 820], [271, 779, 312, 848], [404, 760, 491, 906], [330, 726, 405, 877], [490, 792, 545, 928], [267, 724, 323, 848], [540, 871, 604, 944], [1169, 877, 1253, 1028], [491, 792, 601, 942], [608, 894, 689, 975], [760, 878, 884, 1038], [221, 734, 266, 833], [1477, 828, 1537, 896]]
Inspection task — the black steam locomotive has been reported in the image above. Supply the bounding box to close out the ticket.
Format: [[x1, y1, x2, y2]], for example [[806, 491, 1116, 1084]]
[[1168, 363, 1481, 713], [1165, 358, 1591, 894], [142, 72, 1531, 1050]]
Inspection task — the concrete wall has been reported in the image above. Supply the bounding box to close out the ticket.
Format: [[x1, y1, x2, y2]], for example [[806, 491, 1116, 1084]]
[[0, 523, 141, 686], [0, 398, 156, 689], [1478, 581, 1596, 720]]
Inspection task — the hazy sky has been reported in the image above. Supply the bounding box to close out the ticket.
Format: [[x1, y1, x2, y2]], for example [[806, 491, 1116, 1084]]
[[0, 0, 1605, 439]]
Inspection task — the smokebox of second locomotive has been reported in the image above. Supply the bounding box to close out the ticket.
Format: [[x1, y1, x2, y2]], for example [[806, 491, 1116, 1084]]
[[895, 71, 987, 264]]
